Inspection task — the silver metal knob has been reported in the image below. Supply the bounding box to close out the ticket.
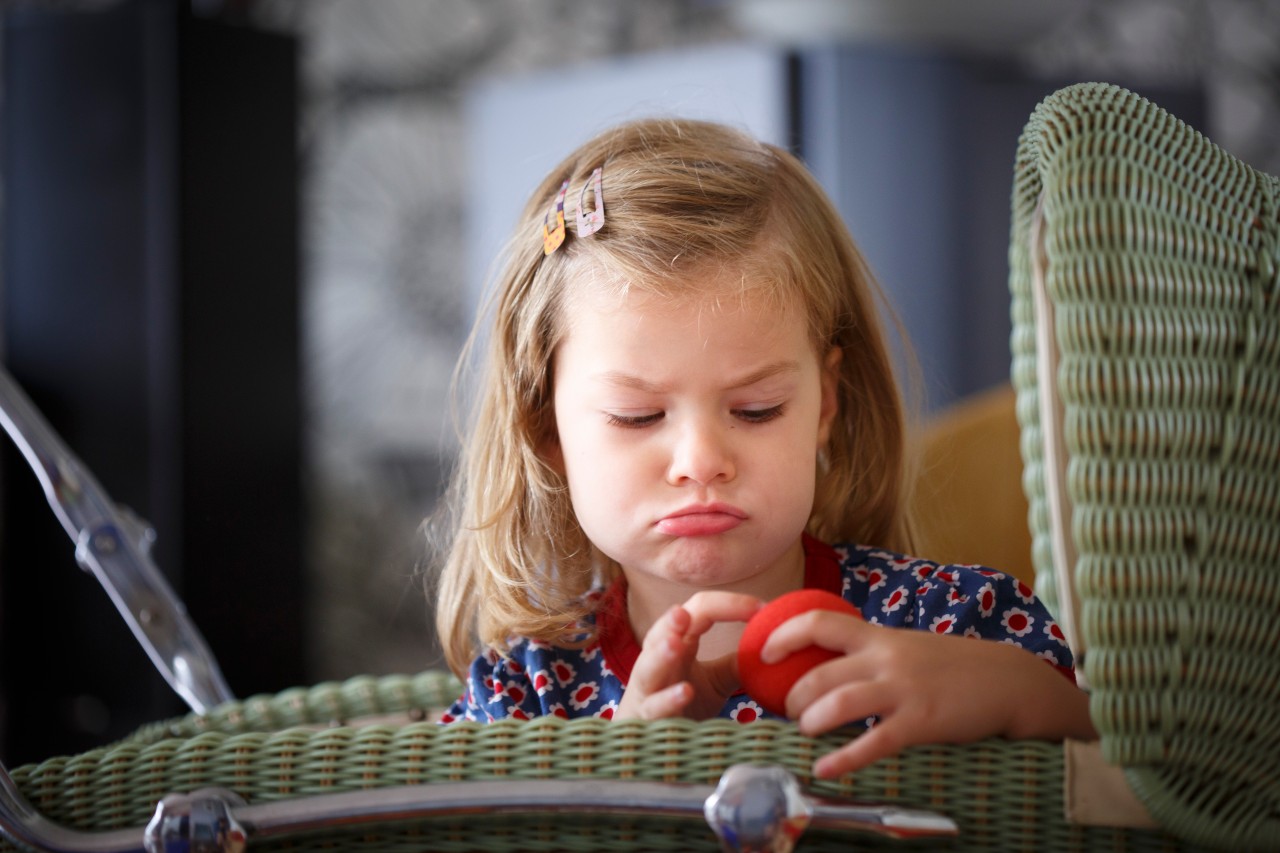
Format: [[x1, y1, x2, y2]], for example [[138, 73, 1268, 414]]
[[144, 789, 247, 853], [704, 764, 812, 853]]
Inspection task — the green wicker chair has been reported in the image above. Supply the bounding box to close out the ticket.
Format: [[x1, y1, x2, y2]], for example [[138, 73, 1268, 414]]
[[1008, 81, 1279, 848], [2, 82, 1276, 851]]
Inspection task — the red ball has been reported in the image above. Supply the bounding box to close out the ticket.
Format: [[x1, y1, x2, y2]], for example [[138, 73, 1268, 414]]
[[738, 589, 861, 718]]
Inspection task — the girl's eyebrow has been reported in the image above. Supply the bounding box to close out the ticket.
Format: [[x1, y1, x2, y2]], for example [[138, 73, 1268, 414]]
[[727, 360, 802, 389], [594, 360, 801, 393]]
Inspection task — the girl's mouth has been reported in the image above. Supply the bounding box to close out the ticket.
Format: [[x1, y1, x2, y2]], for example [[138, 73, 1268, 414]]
[[656, 504, 747, 537]]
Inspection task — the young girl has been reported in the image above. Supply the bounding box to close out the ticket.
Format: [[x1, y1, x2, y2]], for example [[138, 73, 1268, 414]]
[[434, 117, 1095, 778]]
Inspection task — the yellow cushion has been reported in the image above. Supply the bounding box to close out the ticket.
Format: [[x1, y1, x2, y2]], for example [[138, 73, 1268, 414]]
[[910, 384, 1031, 584]]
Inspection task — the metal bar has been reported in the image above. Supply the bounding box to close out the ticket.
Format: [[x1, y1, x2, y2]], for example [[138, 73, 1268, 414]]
[[0, 761, 957, 853], [0, 764, 142, 853], [0, 366, 233, 714]]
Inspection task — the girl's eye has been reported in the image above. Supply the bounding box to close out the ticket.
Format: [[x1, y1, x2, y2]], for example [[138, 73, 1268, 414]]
[[734, 404, 785, 424], [605, 412, 664, 429]]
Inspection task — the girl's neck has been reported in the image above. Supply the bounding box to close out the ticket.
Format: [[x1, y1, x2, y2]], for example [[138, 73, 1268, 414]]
[[623, 539, 806, 659]]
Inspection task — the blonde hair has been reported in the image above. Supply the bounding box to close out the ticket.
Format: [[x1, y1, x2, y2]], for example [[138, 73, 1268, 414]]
[[434, 117, 916, 676]]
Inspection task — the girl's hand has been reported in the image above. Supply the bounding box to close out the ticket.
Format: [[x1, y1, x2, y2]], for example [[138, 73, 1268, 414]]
[[615, 591, 762, 721], [762, 610, 1098, 778]]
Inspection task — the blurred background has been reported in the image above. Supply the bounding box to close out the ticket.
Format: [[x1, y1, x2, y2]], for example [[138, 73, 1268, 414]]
[[0, 0, 1275, 765]]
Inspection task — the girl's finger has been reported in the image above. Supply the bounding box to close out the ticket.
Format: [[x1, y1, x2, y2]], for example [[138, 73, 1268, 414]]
[[785, 655, 879, 716], [638, 681, 693, 720], [628, 629, 691, 697], [760, 609, 865, 663], [811, 717, 912, 779], [791, 677, 891, 733], [642, 605, 691, 650], [681, 591, 764, 635]]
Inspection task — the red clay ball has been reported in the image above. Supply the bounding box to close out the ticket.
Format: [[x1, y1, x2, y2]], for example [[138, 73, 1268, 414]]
[[738, 589, 861, 718]]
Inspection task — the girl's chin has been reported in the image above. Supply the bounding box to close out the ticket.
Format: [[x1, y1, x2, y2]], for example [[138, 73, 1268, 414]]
[[611, 529, 804, 589], [638, 538, 772, 589]]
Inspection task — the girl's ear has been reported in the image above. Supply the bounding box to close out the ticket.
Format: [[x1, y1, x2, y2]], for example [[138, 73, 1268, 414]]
[[817, 346, 842, 448]]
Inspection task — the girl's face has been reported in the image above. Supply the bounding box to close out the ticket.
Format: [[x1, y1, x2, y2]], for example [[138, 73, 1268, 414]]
[[548, 273, 840, 601]]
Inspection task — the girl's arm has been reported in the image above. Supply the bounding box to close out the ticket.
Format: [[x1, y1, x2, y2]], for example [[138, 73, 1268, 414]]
[[762, 612, 1097, 778]]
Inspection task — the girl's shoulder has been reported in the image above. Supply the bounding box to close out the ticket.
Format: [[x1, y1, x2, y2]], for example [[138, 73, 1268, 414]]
[[446, 601, 623, 723], [826, 541, 1070, 664], [464, 585, 616, 685], [827, 542, 1032, 595]]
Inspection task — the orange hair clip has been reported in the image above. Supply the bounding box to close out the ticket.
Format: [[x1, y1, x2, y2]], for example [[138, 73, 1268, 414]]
[[542, 181, 569, 256]]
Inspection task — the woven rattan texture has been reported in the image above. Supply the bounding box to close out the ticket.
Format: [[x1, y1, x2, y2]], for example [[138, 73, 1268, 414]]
[[123, 671, 467, 745], [1009, 82, 1280, 849], [5, 672, 1201, 852]]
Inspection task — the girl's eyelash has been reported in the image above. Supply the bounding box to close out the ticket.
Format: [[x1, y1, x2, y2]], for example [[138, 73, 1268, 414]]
[[734, 404, 785, 424], [605, 404, 786, 429], [605, 412, 663, 428]]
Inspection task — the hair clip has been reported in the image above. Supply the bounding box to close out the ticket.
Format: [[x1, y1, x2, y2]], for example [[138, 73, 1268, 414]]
[[542, 181, 569, 256], [575, 167, 605, 237]]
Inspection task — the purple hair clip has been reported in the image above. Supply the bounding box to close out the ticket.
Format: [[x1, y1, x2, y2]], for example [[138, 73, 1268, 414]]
[[575, 167, 605, 238]]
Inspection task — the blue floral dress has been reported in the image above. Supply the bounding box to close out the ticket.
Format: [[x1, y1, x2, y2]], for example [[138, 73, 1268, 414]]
[[440, 535, 1074, 724]]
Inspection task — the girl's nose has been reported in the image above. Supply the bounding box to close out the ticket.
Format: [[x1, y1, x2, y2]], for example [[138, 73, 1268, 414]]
[[665, 418, 736, 486]]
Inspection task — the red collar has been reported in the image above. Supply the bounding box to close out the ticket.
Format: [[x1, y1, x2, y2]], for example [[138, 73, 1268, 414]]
[[598, 534, 842, 685]]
